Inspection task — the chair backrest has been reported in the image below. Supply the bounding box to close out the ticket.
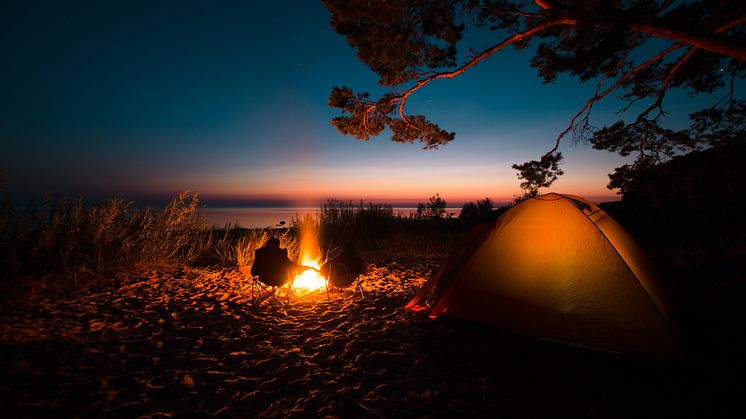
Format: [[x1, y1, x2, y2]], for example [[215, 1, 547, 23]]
[[326, 259, 363, 287], [252, 247, 291, 287]]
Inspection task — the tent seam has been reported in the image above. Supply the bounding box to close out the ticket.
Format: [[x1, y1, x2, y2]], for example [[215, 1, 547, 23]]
[[557, 194, 674, 331]]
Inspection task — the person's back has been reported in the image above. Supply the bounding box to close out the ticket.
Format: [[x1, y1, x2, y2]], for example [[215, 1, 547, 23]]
[[252, 238, 293, 287]]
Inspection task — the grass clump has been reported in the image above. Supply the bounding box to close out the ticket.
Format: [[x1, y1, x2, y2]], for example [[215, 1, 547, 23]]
[[318, 198, 468, 261], [320, 198, 397, 239], [0, 191, 211, 286], [214, 227, 298, 268]]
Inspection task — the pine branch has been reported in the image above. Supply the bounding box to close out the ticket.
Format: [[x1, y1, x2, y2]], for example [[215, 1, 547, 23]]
[[637, 47, 698, 122], [481, 6, 542, 19], [637, 17, 746, 123], [392, 18, 576, 123], [552, 42, 685, 153]]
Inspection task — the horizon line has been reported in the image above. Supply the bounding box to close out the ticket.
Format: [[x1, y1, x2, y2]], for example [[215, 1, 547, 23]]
[[3, 190, 621, 209]]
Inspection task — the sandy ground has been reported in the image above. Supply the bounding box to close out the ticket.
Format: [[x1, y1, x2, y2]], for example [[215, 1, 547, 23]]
[[1, 257, 744, 418]]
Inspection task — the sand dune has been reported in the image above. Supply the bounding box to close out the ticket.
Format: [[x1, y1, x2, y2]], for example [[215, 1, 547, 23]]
[[0, 259, 739, 417]]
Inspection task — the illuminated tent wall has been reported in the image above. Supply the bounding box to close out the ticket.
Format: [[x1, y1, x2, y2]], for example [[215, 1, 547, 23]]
[[406, 193, 686, 360]]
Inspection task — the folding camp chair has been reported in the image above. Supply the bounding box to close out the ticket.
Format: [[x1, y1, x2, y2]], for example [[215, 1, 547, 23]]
[[323, 263, 365, 301], [246, 268, 294, 306]]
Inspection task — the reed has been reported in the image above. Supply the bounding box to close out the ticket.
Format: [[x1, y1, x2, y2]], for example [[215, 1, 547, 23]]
[[231, 228, 298, 267], [0, 191, 212, 285], [317, 198, 466, 260], [319, 198, 398, 245]]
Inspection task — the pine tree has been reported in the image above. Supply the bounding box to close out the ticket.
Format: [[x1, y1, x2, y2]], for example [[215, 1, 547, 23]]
[[323, 0, 745, 198]]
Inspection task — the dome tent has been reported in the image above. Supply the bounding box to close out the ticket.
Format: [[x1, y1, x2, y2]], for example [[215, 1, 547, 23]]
[[405, 193, 686, 360]]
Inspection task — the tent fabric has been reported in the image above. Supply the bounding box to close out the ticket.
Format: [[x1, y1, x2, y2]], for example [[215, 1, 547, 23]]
[[405, 193, 685, 360]]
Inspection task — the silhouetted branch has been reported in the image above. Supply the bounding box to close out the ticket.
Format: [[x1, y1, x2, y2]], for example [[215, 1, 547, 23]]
[[637, 18, 745, 123], [481, 6, 541, 19], [729, 68, 736, 103], [638, 47, 698, 122], [394, 18, 576, 123], [551, 43, 684, 153], [617, 95, 647, 114], [656, 0, 676, 13]]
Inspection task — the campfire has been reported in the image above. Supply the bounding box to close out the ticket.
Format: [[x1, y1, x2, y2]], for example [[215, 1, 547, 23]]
[[291, 220, 327, 294], [293, 258, 326, 294]]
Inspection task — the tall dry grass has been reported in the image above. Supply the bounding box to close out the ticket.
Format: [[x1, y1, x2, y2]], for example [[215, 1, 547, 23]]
[[0, 192, 212, 284], [214, 228, 299, 268], [318, 198, 467, 261]]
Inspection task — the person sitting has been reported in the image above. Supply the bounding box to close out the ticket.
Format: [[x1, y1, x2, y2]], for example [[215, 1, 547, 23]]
[[322, 242, 365, 288], [251, 237, 305, 288]]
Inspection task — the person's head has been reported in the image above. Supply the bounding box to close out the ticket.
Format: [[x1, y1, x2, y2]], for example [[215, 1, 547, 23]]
[[265, 237, 281, 249]]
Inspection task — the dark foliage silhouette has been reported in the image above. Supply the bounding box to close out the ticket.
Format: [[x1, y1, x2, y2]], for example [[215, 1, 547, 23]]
[[323, 0, 745, 198]]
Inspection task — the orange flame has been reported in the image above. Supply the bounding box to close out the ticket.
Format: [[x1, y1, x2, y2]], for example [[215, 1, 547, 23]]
[[292, 218, 327, 294]]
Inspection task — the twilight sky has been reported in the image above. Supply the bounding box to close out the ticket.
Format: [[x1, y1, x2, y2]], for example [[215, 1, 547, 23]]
[[0, 0, 716, 206]]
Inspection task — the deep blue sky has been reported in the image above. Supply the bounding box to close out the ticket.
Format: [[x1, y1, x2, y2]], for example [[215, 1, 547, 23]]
[[0, 0, 722, 206]]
